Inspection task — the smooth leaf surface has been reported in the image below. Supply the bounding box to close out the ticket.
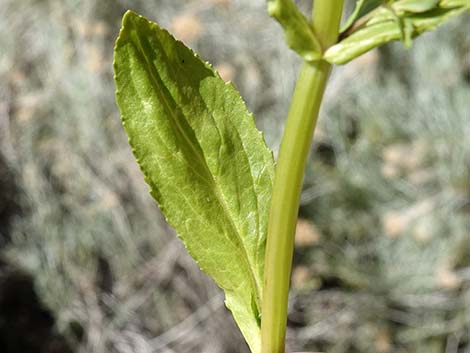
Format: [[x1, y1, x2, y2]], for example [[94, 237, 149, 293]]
[[326, 1, 470, 64], [114, 11, 274, 353], [392, 0, 440, 14], [267, 0, 323, 61], [340, 0, 384, 33]]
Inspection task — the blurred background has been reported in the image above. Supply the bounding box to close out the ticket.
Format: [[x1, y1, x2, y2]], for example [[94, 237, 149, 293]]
[[0, 0, 469, 352]]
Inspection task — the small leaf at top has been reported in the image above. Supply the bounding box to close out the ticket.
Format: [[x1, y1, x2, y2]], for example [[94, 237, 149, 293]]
[[392, 0, 440, 14], [326, 2, 470, 64], [341, 0, 385, 33], [267, 0, 323, 61], [114, 11, 274, 353], [441, 0, 470, 7]]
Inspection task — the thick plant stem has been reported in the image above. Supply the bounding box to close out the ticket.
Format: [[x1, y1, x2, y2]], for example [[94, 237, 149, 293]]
[[261, 2, 344, 353], [260, 61, 330, 353]]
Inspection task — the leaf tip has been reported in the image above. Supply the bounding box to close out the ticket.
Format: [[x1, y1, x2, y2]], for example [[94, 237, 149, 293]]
[[121, 9, 141, 27]]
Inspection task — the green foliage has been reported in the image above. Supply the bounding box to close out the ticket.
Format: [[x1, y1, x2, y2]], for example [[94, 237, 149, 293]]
[[341, 0, 384, 33], [295, 21, 470, 350], [4, 1, 469, 353], [267, 0, 323, 61], [326, 0, 470, 64], [266, 0, 469, 65], [392, 0, 440, 13], [114, 11, 275, 353]]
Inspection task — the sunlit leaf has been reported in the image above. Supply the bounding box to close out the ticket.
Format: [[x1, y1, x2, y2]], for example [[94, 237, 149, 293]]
[[267, 0, 322, 61], [326, 2, 470, 64], [340, 0, 384, 33], [114, 11, 275, 353], [392, 0, 440, 14]]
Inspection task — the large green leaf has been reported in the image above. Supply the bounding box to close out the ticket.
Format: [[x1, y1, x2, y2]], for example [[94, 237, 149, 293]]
[[114, 11, 274, 353]]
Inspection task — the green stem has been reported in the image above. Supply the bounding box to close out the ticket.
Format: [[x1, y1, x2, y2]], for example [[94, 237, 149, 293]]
[[261, 2, 344, 353]]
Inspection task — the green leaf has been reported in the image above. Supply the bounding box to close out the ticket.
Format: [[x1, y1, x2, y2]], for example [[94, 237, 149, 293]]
[[327, 20, 401, 64], [325, 2, 470, 64], [340, 0, 384, 33], [441, 0, 470, 7], [392, 0, 440, 14], [114, 11, 274, 353], [267, 0, 323, 61]]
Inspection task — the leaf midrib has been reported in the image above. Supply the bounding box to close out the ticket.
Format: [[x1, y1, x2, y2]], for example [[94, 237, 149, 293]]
[[124, 22, 262, 304]]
